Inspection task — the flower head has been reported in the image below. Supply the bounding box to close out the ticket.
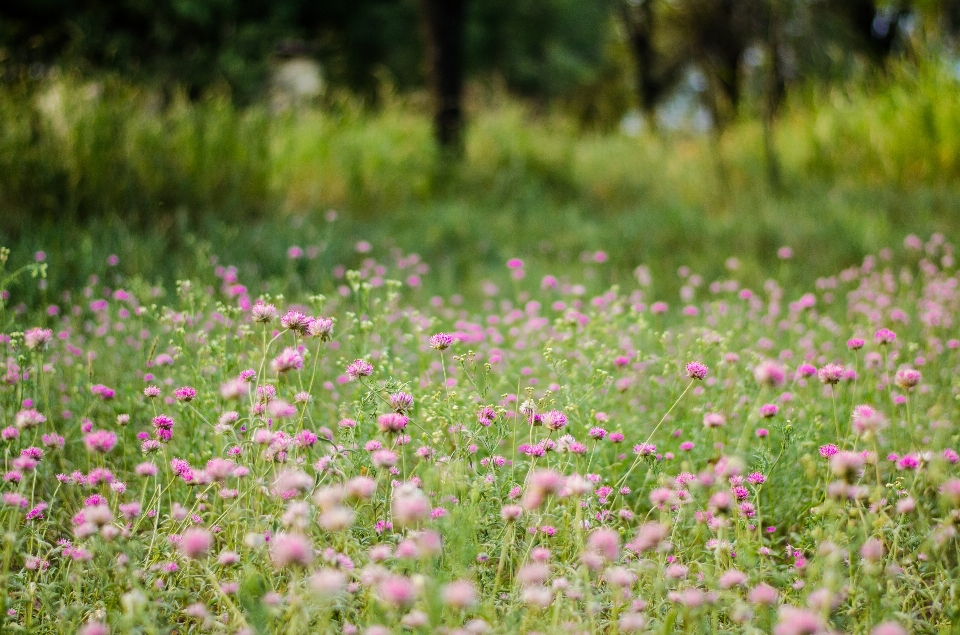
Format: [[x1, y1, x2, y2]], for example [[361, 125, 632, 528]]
[[346, 359, 373, 379], [429, 333, 453, 351], [686, 361, 708, 380]]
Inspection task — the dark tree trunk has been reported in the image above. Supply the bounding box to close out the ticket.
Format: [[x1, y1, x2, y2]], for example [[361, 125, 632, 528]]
[[420, 0, 468, 152], [621, 0, 658, 121]]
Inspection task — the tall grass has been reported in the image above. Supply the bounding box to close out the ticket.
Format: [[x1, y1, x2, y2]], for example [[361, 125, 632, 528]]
[[2, 57, 960, 304]]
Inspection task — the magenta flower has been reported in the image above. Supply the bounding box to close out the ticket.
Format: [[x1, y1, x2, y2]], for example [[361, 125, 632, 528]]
[[817, 363, 843, 385], [251, 301, 279, 323], [685, 361, 708, 380], [346, 359, 373, 379], [90, 384, 115, 400], [429, 332, 453, 350], [894, 368, 920, 389], [377, 413, 409, 434], [24, 327, 53, 350], [280, 310, 312, 335], [874, 328, 896, 345], [174, 386, 197, 402], [307, 317, 334, 340], [83, 430, 117, 453], [271, 347, 304, 374]]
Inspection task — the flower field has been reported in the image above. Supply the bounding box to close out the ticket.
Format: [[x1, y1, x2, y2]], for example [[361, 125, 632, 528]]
[[1, 234, 959, 635]]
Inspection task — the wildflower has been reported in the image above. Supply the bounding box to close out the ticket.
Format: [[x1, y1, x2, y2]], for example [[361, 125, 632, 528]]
[[392, 485, 430, 526], [847, 337, 865, 350], [819, 444, 839, 458], [429, 332, 453, 350], [830, 451, 864, 482], [817, 363, 843, 385], [860, 538, 885, 562], [174, 386, 197, 402], [759, 403, 778, 418], [269, 532, 314, 568], [796, 363, 817, 378], [542, 410, 567, 431], [15, 409, 46, 430], [870, 624, 907, 635], [251, 302, 279, 323], [773, 606, 828, 635], [852, 404, 886, 435], [178, 528, 213, 559], [477, 406, 497, 426], [629, 521, 669, 553], [24, 327, 53, 350], [441, 580, 477, 609], [281, 310, 312, 335], [894, 368, 921, 389], [377, 575, 417, 607], [143, 385, 161, 398], [310, 569, 347, 598], [754, 361, 786, 387], [83, 430, 117, 453], [307, 317, 334, 340], [703, 412, 726, 428], [271, 347, 304, 374], [90, 384, 115, 400], [875, 328, 896, 345], [719, 569, 748, 589], [346, 359, 373, 379], [686, 361, 708, 380], [586, 528, 621, 561]]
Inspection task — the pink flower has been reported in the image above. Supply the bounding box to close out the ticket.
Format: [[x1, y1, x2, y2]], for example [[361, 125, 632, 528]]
[[874, 328, 896, 345], [586, 528, 621, 561], [774, 606, 827, 635], [281, 310, 312, 335], [894, 368, 921, 389], [377, 413, 409, 434], [269, 532, 314, 568], [441, 580, 477, 608], [377, 575, 417, 607], [346, 359, 373, 379], [754, 361, 786, 387], [83, 430, 117, 453], [24, 327, 53, 350], [178, 528, 213, 559], [871, 622, 908, 635], [686, 361, 708, 380], [251, 302, 279, 323], [174, 386, 197, 402], [429, 333, 453, 350], [271, 347, 304, 373], [817, 363, 843, 385]]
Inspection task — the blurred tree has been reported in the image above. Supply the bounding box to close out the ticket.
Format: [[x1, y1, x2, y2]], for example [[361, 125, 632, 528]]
[[419, 0, 468, 151], [616, 0, 685, 128]]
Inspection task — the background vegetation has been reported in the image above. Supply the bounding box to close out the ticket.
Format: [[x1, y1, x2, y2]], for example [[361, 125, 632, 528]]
[[1, 0, 960, 305]]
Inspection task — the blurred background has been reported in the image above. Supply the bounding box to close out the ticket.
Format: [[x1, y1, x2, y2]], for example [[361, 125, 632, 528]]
[[1, 0, 960, 303]]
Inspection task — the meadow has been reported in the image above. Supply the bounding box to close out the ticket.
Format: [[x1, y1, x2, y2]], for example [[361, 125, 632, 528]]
[[1, 222, 959, 634], [2, 51, 960, 635]]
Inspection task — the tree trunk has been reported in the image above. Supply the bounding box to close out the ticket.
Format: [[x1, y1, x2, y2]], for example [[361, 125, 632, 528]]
[[620, 0, 659, 128], [420, 0, 468, 152]]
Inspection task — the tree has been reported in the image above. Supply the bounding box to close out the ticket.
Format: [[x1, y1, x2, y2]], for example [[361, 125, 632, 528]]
[[419, 0, 468, 151], [617, 0, 685, 128]]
